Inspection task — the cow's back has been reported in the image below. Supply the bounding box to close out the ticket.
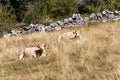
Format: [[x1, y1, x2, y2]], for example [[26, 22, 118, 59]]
[[58, 32, 76, 43], [23, 47, 39, 57]]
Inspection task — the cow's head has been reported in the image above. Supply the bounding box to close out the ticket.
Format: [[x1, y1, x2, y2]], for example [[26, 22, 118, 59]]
[[36, 43, 47, 56], [73, 31, 80, 38]]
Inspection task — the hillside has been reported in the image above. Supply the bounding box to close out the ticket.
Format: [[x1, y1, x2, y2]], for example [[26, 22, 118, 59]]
[[0, 21, 120, 80]]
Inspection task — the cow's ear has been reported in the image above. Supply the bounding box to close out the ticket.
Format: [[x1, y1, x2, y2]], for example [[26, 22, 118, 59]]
[[73, 30, 76, 34], [44, 44, 46, 47], [37, 44, 41, 48], [41, 43, 46, 48]]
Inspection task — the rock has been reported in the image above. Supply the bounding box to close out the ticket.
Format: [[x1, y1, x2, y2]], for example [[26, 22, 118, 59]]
[[77, 14, 83, 20], [84, 17, 89, 23], [11, 30, 18, 36], [64, 23, 69, 27], [50, 23, 55, 28], [108, 14, 116, 19], [21, 29, 28, 34], [72, 14, 83, 20], [68, 17, 74, 22], [36, 24, 45, 32], [64, 18, 70, 27], [53, 23, 61, 28], [72, 13, 76, 20], [29, 23, 35, 28], [90, 13, 97, 20], [45, 26, 54, 32], [15, 30, 22, 35], [96, 13, 103, 18], [30, 27, 36, 32], [64, 19, 69, 23], [75, 14, 80, 20], [56, 21, 64, 27], [26, 29, 32, 33], [114, 10, 119, 15], [54, 26, 61, 30], [105, 9, 113, 14], [42, 27, 45, 32], [3, 33, 11, 38], [49, 23, 61, 31], [22, 26, 30, 31], [34, 27, 40, 31], [102, 10, 106, 15], [68, 23, 75, 27]]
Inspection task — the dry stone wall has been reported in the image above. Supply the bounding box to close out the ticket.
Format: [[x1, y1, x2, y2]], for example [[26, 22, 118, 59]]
[[3, 9, 120, 38]]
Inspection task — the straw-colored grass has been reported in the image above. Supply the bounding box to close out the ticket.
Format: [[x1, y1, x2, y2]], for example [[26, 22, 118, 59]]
[[1, 21, 120, 80]]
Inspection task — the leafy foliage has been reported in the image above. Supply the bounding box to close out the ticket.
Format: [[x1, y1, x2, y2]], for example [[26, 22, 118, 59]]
[[24, 0, 78, 24], [78, 0, 120, 13], [0, 4, 17, 36]]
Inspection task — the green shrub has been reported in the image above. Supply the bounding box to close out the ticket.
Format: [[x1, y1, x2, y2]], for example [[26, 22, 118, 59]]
[[78, 0, 120, 14], [24, 0, 78, 24], [0, 4, 17, 36]]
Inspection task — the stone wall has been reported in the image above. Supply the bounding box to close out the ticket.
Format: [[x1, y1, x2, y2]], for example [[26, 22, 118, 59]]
[[3, 9, 120, 38]]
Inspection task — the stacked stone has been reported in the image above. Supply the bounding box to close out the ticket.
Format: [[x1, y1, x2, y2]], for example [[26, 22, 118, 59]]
[[45, 21, 63, 32], [90, 9, 120, 23], [20, 24, 45, 34], [44, 14, 86, 32], [63, 13, 88, 27], [44, 14, 87, 32], [3, 24, 46, 38]]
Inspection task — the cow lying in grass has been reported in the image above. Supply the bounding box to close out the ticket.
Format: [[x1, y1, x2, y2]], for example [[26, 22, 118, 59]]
[[19, 43, 47, 60], [58, 31, 82, 43]]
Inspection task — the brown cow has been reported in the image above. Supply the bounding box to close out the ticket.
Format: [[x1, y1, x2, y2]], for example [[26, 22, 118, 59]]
[[58, 31, 82, 43], [19, 43, 47, 60]]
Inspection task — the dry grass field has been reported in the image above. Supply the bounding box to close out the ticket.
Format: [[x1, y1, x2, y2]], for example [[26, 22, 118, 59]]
[[1, 21, 120, 80]]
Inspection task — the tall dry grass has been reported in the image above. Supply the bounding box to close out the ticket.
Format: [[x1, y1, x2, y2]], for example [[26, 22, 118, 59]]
[[1, 21, 120, 80]]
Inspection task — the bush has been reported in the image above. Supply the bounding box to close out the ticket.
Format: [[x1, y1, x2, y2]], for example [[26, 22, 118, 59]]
[[0, 4, 17, 36], [24, 0, 78, 24], [78, 0, 120, 14]]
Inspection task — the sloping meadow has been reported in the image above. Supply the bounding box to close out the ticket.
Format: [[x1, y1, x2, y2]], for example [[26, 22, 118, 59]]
[[0, 21, 120, 80]]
